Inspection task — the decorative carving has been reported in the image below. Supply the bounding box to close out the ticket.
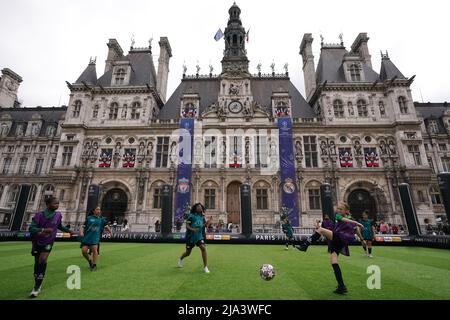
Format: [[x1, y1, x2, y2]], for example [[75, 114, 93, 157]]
[[0, 123, 9, 137], [320, 140, 328, 156], [354, 140, 362, 155]]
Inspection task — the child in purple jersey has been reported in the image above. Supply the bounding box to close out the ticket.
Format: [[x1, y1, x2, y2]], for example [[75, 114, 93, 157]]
[[28, 196, 73, 298], [296, 202, 363, 294]]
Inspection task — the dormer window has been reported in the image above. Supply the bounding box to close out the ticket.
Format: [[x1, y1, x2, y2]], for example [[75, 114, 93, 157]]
[[115, 68, 126, 85], [350, 64, 361, 81], [333, 100, 344, 118], [131, 102, 141, 120], [73, 100, 82, 118], [428, 120, 439, 133], [357, 99, 368, 117], [398, 96, 408, 114]]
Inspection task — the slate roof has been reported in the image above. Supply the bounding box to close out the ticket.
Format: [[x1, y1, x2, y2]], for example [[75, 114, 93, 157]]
[[0, 106, 66, 137], [159, 77, 316, 120], [75, 62, 97, 85], [379, 56, 406, 81]]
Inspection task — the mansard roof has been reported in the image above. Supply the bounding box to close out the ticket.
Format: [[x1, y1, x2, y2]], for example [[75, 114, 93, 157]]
[[379, 56, 406, 81], [414, 102, 449, 119], [96, 50, 157, 88], [315, 46, 379, 83], [0, 106, 66, 137], [75, 62, 98, 85], [159, 76, 316, 120]]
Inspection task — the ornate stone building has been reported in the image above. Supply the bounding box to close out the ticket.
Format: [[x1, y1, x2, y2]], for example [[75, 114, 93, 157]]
[[0, 3, 448, 231]]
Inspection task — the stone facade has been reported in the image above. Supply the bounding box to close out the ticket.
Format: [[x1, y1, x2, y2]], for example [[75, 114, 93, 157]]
[[0, 4, 448, 232]]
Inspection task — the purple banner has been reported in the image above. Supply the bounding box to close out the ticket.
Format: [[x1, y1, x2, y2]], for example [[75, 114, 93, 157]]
[[174, 118, 195, 222], [277, 117, 300, 227]]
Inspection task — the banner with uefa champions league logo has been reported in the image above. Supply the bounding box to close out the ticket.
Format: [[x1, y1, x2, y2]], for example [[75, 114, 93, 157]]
[[277, 117, 300, 227], [174, 115, 195, 222]]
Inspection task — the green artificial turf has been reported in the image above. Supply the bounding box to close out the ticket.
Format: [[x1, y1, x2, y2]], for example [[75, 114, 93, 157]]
[[0, 242, 449, 300]]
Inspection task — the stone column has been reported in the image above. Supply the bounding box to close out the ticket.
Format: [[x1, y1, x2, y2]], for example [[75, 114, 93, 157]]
[[32, 184, 43, 211], [0, 184, 10, 208]]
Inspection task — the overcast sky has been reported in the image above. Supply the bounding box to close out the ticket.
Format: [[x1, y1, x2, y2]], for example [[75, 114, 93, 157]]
[[0, 0, 448, 107]]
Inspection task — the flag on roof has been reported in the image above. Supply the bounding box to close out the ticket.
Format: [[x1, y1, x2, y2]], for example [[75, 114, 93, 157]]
[[214, 28, 224, 41]]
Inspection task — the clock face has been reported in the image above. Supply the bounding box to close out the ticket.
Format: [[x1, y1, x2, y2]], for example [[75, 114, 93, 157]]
[[228, 101, 243, 113]]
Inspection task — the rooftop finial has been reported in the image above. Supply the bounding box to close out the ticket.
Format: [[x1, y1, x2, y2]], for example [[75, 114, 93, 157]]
[[339, 33, 344, 46], [320, 34, 324, 47], [131, 34, 135, 49], [381, 50, 389, 59], [149, 37, 153, 49], [270, 60, 275, 74]]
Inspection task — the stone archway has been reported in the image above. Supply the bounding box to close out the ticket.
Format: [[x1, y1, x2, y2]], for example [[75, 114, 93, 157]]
[[101, 188, 128, 224], [347, 189, 377, 220]]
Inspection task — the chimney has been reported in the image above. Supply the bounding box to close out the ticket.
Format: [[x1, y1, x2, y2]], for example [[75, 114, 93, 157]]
[[300, 33, 316, 101], [0, 68, 23, 108], [104, 39, 124, 74], [157, 37, 172, 103], [351, 33, 372, 69]]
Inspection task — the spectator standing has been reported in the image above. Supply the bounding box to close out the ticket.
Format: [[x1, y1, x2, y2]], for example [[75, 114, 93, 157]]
[[379, 220, 389, 234]]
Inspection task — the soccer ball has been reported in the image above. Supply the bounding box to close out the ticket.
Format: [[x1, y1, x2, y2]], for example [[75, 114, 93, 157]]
[[260, 264, 276, 281]]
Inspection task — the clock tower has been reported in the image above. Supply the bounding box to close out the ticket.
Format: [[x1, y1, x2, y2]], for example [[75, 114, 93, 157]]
[[217, 2, 253, 120]]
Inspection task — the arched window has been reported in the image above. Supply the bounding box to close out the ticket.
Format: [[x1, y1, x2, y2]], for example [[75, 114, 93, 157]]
[[398, 96, 408, 114], [333, 100, 344, 118], [357, 99, 368, 117], [115, 68, 126, 85], [350, 64, 361, 81], [428, 120, 439, 134], [73, 100, 82, 118], [417, 190, 425, 203], [109, 103, 119, 120], [430, 186, 441, 204], [131, 102, 141, 120]]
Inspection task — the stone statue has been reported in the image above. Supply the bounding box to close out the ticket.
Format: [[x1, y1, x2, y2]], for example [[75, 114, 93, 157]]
[[46, 125, 55, 137], [32, 123, 40, 136], [348, 102, 354, 116], [354, 140, 362, 155], [329, 140, 336, 155], [147, 141, 154, 160], [380, 140, 387, 155], [170, 141, 177, 165], [388, 140, 397, 155], [138, 141, 145, 155], [295, 140, 303, 158], [320, 141, 328, 155]]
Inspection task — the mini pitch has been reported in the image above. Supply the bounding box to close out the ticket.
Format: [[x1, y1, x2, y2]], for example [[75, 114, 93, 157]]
[[0, 242, 449, 300]]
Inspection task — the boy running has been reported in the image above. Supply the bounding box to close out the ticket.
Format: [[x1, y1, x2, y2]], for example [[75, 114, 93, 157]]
[[296, 202, 363, 294], [281, 218, 295, 250], [28, 196, 73, 298], [79, 206, 112, 271], [177, 203, 209, 273]]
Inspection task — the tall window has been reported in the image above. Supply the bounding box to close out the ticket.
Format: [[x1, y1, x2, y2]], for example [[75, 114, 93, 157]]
[[308, 189, 321, 210], [156, 137, 169, 168], [39, 145, 46, 153], [115, 68, 126, 85], [428, 157, 435, 173], [131, 102, 141, 120], [59, 189, 65, 201], [333, 100, 344, 118], [109, 103, 119, 120], [92, 105, 99, 119], [357, 99, 368, 117], [30, 185, 37, 202], [8, 185, 19, 203], [73, 100, 82, 118], [254, 136, 268, 168], [408, 145, 422, 165], [204, 136, 217, 168], [350, 64, 361, 81], [256, 189, 268, 210], [304, 136, 318, 168], [204, 189, 216, 209], [153, 188, 162, 209], [50, 158, 56, 169], [439, 144, 447, 151], [2, 158, 11, 174], [417, 190, 425, 203], [441, 157, 450, 172], [430, 187, 441, 204], [34, 159, 44, 175], [229, 136, 243, 168], [62, 146, 73, 166], [18, 158, 28, 174], [398, 97, 408, 114]]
